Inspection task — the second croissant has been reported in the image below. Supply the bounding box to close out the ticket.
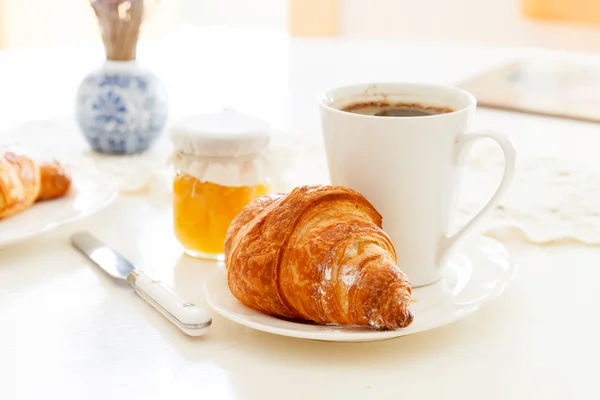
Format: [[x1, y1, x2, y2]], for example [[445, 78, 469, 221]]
[[224, 185, 414, 330], [0, 147, 72, 220]]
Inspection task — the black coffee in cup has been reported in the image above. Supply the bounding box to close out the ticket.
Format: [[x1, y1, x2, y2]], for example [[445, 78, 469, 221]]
[[341, 101, 455, 117]]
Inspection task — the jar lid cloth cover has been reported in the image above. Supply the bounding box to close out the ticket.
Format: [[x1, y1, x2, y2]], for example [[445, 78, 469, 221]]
[[169, 109, 277, 187]]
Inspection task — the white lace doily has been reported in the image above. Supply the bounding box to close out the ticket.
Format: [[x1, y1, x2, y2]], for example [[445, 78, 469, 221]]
[[3, 118, 599, 246], [0, 118, 297, 195], [0, 118, 171, 194], [456, 143, 600, 245]]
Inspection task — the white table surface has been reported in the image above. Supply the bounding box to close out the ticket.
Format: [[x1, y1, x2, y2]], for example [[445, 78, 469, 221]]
[[1, 26, 598, 400]]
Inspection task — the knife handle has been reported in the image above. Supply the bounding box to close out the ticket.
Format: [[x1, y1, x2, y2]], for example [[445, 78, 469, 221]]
[[127, 270, 212, 337]]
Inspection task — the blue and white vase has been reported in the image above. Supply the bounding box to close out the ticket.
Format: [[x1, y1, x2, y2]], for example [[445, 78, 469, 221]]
[[75, 60, 168, 154]]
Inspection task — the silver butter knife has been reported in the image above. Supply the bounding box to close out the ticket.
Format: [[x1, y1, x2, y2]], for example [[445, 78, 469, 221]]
[[71, 231, 212, 336]]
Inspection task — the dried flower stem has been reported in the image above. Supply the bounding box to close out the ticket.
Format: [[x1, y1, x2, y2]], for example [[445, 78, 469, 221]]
[[90, 0, 148, 61]]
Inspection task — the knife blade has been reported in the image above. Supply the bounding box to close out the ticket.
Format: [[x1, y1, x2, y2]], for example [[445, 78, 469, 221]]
[[71, 231, 212, 336]]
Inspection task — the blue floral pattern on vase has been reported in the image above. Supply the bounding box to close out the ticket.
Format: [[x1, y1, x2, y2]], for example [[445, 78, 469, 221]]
[[76, 64, 168, 154]]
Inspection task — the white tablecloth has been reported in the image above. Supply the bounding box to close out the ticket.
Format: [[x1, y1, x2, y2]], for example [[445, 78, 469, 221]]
[[0, 26, 598, 400]]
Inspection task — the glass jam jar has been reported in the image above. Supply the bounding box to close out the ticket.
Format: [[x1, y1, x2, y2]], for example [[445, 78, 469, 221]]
[[169, 110, 273, 260]]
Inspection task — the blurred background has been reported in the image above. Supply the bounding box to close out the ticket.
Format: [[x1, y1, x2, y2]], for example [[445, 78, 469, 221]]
[[1, 0, 600, 52], [1, 0, 600, 136]]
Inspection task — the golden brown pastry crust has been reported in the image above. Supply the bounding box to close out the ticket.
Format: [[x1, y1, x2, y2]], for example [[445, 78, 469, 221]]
[[0, 148, 72, 219], [225, 185, 414, 330], [0, 150, 41, 219], [37, 160, 72, 200]]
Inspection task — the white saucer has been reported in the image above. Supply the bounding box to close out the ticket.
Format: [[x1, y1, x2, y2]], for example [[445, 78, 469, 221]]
[[204, 235, 517, 342]]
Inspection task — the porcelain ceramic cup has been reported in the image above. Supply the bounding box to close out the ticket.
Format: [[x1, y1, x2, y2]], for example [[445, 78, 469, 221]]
[[319, 82, 516, 287]]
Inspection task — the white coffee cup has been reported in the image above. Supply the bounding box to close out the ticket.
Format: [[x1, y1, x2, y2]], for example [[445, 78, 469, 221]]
[[318, 82, 516, 287]]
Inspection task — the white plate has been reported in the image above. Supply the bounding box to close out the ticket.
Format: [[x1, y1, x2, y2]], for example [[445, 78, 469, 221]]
[[0, 168, 118, 247], [205, 235, 517, 342]]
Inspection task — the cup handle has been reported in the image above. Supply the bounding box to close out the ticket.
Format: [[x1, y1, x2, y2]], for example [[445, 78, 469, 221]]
[[437, 130, 517, 265]]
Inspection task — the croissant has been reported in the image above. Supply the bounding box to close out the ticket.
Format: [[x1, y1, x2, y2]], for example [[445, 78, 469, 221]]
[[224, 185, 414, 330], [0, 147, 72, 219], [37, 160, 72, 201]]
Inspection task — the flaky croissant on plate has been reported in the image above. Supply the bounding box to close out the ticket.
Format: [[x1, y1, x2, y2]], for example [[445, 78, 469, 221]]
[[224, 185, 414, 330], [0, 147, 72, 219]]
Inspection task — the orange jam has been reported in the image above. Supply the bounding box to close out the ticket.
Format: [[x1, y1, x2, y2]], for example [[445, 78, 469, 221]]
[[173, 172, 269, 258]]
